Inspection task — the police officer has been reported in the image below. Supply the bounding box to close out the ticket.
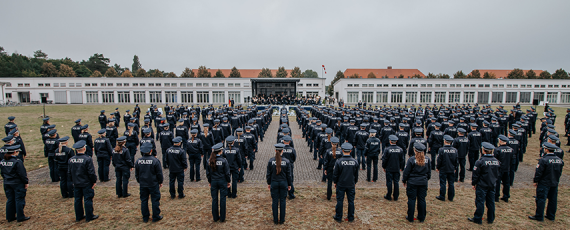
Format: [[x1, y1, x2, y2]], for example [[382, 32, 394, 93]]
[[468, 124, 482, 171], [78, 125, 94, 157], [266, 143, 292, 224], [135, 142, 163, 223], [159, 124, 174, 169], [365, 129, 381, 182], [354, 124, 369, 170], [223, 136, 242, 198], [72, 119, 82, 143], [125, 123, 139, 161], [243, 126, 257, 170], [10, 129, 26, 162], [68, 140, 99, 222], [468, 142, 500, 225], [44, 129, 60, 182], [436, 135, 458, 202], [186, 129, 203, 182], [141, 128, 157, 156], [98, 110, 107, 129], [200, 123, 215, 169], [495, 135, 514, 202], [403, 143, 431, 223], [282, 136, 297, 199], [1, 145, 30, 222], [453, 128, 469, 182], [529, 142, 564, 221], [94, 129, 113, 182], [382, 135, 405, 201], [207, 143, 230, 222], [324, 137, 342, 200], [4, 116, 15, 136], [428, 123, 444, 170], [333, 143, 358, 223], [167, 137, 188, 199], [106, 119, 119, 148], [55, 136, 74, 198], [112, 136, 133, 198]]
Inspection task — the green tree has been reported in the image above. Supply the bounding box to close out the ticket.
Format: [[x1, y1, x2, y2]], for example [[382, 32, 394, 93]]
[[90, 70, 103, 78], [507, 68, 524, 79], [33, 50, 48, 59], [436, 73, 450, 79], [104, 67, 119, 77], [132, 55, 141, 74], [197, 66, 212, 78], [367, 72, 376, 78], [275, 67, 288, 78], [121, 69, 134, 78], [468, 69, 481, 78], [113, 64, 126, 75], [180, 67, 194, 78], [526, 69, 537, 79], [59, 64, 76, 77], [427, 73, 436, 78], [136, 68, 149, 78], [552, 68, 569, 79], [214, 69, 225, 78], [22, 70, 40, 77], [411, 74, 422, 78], [75, 65, 92, 78], [41, 62, 58, 77], [258, 68, 273, 78], [0, 46, 6, 56], [290, 67, 301, 78], [301, 69, 318, 78], [539, 70, 551, 79], [327, 70, 345, 96], [453, 70, 466, 79], [150, 69, 164, 78], [483, 72, 496, 79], [166, 72, 177, 78], [229, 67, 241, 78], [82, 53, 110, 74], [349, 73, 360, 78], [398, 74, 404, 78]]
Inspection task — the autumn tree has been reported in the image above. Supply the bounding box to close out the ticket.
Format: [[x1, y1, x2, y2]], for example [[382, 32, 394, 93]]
[[197, 66, 211, 78], [426, 73, 436, 78], [136, 68, 149, 78], [437, 73, 451, 79], [411, 74, 422, 78], [258, 68, 273, 78], [301, 69, 318, 78], [290, 67, 301, 78], [166, 72, 177, 78], [151, 69, 164, 78], [41, 62, 58, 77], [275, 67, 288, 78], [121, 69, 134, 78], [453, 70, 466, 79], [483, 72, 496, 79], [526, 69, 537, 79], [367, 72, 376, 78], [507, 68, 524, 79], [90, 70, 103, 78], [59, 64, 76, 77], [349, 73, 360, 78], [34, 50, 48, 59], [539, 70, 551, 79], [229, 67, 241, 78], [468, 69, 481, 78], [215, 69, 225, 78], [552, 68, 569, 79], [180, 67, 194, 78], [104, 67, 119, 78]]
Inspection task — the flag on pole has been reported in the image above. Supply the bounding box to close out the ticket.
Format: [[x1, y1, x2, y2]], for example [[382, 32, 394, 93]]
[[322, 65, 327, 74]]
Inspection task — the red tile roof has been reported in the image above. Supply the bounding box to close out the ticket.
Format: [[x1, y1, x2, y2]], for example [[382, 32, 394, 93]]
[[343, 68, 425, 78], [473, 69, 543, 79]]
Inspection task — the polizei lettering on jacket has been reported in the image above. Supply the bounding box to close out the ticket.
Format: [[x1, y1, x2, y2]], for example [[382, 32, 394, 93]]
[[341, 161, 356, 166], [271, 161, 287, 165], [138, 159, 153, 164], [70, 158, 84, 163], [485, 161, 499, 166]]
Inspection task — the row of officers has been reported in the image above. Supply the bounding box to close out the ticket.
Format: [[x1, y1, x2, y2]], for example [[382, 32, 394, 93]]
[[1, 133, 563, 224]]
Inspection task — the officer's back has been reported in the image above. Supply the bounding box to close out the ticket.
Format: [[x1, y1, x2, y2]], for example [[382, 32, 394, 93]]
[[535, 153, 564, 187], [135, 153, 163, 187], [68, 147, 97, 187], [472, 153, 500, 189], [334, 152, 359, 188]]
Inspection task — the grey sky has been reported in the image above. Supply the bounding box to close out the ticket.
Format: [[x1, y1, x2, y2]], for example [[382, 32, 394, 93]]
[[1, 0, 569, 83]]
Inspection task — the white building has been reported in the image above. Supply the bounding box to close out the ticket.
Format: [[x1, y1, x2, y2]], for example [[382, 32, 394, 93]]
[[0, 77, 325, 105], [333, 78, 570, 105]]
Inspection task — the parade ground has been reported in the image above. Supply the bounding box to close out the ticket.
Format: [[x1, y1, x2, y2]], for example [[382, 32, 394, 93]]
[[0, 104, 569, 229]]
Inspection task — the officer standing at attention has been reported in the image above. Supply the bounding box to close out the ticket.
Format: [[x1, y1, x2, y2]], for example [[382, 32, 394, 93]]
[[468, 142, 500, 225], [333, 143, 358, 223], [159, 124, 174, 169], [200, 124, 215, 169], [382, 135, 405, 201], [55, 136, 75, 198], [125, 123, 139, 161], [135, 142, 163, 223], [94, 129, 113, 182], [282, 136, 297, 199], [106, 119, 118, 148], [207, 143, 230, 223], [68, 140, 99, 222], [365, 129, 381, 182], [98, 110, 107, 129], [436, 135, 458, 202], [45, 129, 60, 182], [528, 142, 564, 221], [166, 137, 188, 199], [4, 116, 16, 136], [1, 145, 30, 222], [72, 119, 82, 143], [453, 128, 469, 182], [223, 136, 242, 198], [402, 143, 431, 223], [78, 125, 94, 157], [112, 136, 133, 198], [266, 143, 292, 225], [324, 137, 342, 200], [186, 129, 203, 182], [494, 135, 514, 203]]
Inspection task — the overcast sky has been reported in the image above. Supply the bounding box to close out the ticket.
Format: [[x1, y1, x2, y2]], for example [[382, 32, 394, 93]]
[[1, 0, 569, 83]]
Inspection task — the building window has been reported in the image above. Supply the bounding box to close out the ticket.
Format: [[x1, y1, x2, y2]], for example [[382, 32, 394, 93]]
[[123, 83, 129, 86], [420, 92, 431, 103], [478, 92, 489, 104], [164, 83, 170, 87], [118, 91, 130, 103], [534, 92, 545, 102], [212, 83, 218, 87], [133, 83, 138, 86], [197, 91, 209, 103], [420, 84, 426, 88], [156, 83, 161, 87], [297, 83, 303, 87], [180, 83, 186, 87], [354, 84, 359, 87], [116, 83, 122, 87], [434, 92, 446, 103], [491, 92, 503, 103], [464, 92, 475, 103], [547, 92, 558, 103], [212, 91, 225, 104], [203, 83, 209, 87], [348, 84, 353, 87], [85, 83, 91, 87], [307, 92, 319, 97], [506, 92, 517, 103], [86, 91, 98, 103], [149, 83, 154, 87], [228, 91, 241, 103], [38, 83, 44, 87], [228, 83, 234, 87], [45, 83, 50, 87], [53, 83, 59, 87], [435, 84, 441, 87], [5, 93, 12, 99], [377, 92, 388, 103], [391, 92, 403, 103], [442, 84, 447, 87], [362, 92, 373, 103], [25, 83, 30, 87], [406, 92, 417, 103], [427, 84, 432, 87], [561, 92, 570, 103], [196, 83, 202, 87], [314, 84, 319, 87], [150, 91, 162, 103], [219, 83, 224, 87], [107, 83, 113, 87], [187, 83, 193, 87], [165, 91, 177, 103], [181, 91, 193, 103], [102, 91, 114, 103], [347, 92, 359, 103], [520, 92, 531, 103], [133, 91, 145, 103], [170, 83, 177, 87], [392, 84, 397, 87], [493, 84, 498, 88], [449, 92, 460, 103]]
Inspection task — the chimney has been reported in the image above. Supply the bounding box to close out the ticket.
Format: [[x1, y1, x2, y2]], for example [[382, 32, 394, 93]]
[[387, 66, 392, 69]]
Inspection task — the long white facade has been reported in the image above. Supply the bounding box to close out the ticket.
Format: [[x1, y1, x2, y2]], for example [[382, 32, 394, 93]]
[[1, 77, 325, 104], [333, 78, 570, 105]]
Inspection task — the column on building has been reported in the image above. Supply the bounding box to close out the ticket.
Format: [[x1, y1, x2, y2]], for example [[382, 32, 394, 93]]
[[161, 91, 166, 104], [402, 91, 407, 104], [177, 91, 182, 104], [373, 91, 377, 104], [98, 91, 103, 104], [145, 90, 150, 104], [388, 91, 392, 104], [431, 91, 435, 104], [130, 91, 135, 104], [66, 90, 71, 104], [114, 91, 119, 104]]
